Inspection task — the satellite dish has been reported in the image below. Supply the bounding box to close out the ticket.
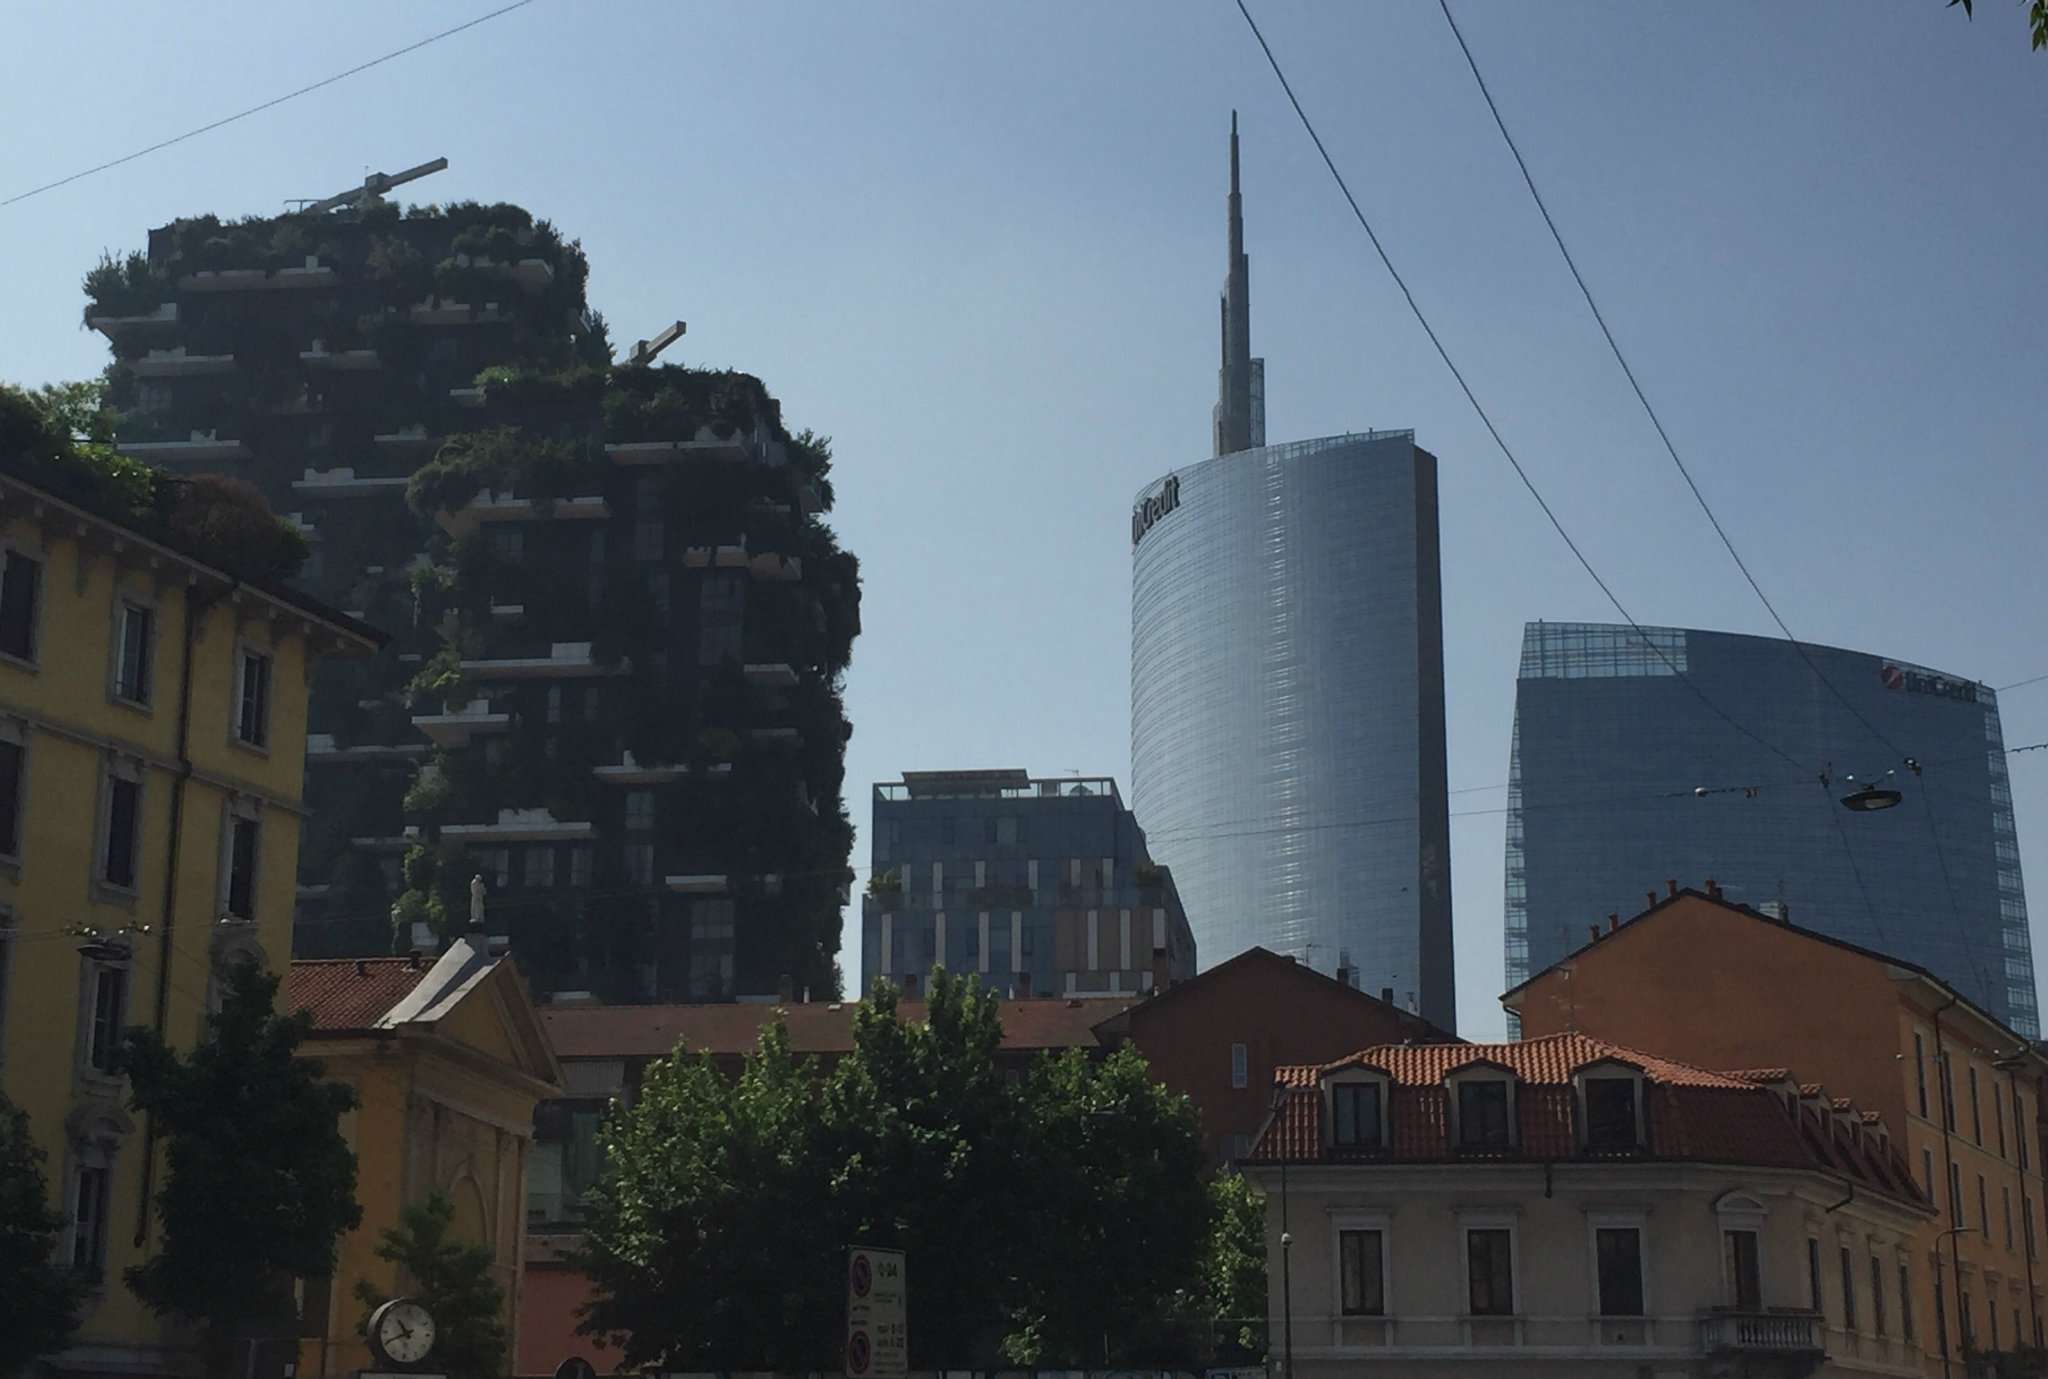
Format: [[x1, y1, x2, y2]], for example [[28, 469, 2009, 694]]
[[554, 1359, 598, 1379]]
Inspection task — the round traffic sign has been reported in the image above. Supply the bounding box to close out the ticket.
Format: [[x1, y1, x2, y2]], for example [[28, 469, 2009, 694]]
[[848, 1328, 871, 1375], [851, 1253, 872, 1297]]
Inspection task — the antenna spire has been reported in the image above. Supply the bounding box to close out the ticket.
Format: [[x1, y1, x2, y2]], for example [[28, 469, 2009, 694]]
[[1213, 114, 1261, 456]]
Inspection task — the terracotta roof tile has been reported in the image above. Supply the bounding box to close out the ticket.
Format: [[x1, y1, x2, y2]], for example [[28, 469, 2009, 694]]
[[542, 995, 1135, 1061], [289, 958, 434, 1032], [1723, 1067, 1794, 1084], [1249, 1033, 1929, 1210]]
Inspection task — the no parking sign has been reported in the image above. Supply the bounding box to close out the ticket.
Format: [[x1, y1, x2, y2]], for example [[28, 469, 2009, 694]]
[[845, 1246, 906, 1379]]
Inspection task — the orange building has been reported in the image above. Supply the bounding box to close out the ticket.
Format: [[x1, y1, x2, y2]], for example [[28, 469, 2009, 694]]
[[1505, 885, 2048, 1371], [288, 931, 560, 1378], [1092, 946, 1457, 1167]]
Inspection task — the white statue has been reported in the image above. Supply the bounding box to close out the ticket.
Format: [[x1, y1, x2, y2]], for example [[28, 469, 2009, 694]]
[[470, 873, 487, 930]]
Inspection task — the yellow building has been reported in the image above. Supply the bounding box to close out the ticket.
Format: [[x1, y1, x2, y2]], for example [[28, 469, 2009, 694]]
[[0, 464, 380, 1377], [287, 930, 561, 1378]]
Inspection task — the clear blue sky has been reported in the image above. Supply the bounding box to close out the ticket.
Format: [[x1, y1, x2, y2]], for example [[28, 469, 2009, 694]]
[[3, 2, 2042, 1037]]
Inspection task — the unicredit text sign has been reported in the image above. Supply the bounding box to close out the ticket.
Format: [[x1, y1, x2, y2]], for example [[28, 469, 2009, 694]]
[[1132, 475, 1182, 548]]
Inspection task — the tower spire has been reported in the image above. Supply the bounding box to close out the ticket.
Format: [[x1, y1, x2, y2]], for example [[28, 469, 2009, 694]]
[[1214, 111, 1260, 456]]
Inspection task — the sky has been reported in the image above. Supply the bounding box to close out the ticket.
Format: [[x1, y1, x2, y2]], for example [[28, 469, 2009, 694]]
[[2, 2, 2043, 1039]]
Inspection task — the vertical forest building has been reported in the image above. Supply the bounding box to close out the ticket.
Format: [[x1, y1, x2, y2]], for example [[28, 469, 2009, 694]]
[[85, 182, 861, 1002]]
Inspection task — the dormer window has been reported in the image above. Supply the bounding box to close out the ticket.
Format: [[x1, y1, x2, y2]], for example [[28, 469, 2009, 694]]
[[1333, 1082, 1382, 1150], [1458, 1080, 1513, 1150], [1320, 1066, 1392, 1153], [1586, 1077, 1640, 1151]]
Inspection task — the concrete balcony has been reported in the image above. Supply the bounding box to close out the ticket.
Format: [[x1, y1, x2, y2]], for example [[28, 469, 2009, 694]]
[[87, 302, 177, 337], [664, 874, 729, 895], [299, 346, 381, 371], [374, 425, 438, 450], [743, 663, 798, 689], [411, 698, 512, 747], [461, 642, 624, 680], [435, 489, 609, 539], [117, 431, 250, 462], [130, 347, 234, 378], [409, 300, 510, 326], [748, 726, 802, 747], [602, 431, 754, 466], [448, 386, 486, 408], [348, 828, 422, 852], [749, 552, 802, 582], [488, 603, 524, 623], [443, 808, 595, 843], [291, 467, 410, 500], [1697, 1310, 1821, 1359], [306, 734, 430, 765], [713, 544, 748, 568], [178, 259, 335, 292], [592, 752, 732, 785]]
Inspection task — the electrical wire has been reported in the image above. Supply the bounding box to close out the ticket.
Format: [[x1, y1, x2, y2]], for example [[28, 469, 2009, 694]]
[[0, 0, 539, 210], [1230, 0, 1810, 777]]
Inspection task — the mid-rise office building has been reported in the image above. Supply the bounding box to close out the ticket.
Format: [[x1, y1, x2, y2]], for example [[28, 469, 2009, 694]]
[[85, 173, 863, 1000], [1505, 621, 2036, 1036], [859, 769, 1196, 999], [1129, 118, 1454, 1028]]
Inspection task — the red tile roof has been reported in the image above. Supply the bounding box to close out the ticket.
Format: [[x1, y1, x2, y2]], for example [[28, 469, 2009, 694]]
[[1723, 1067, 1793, 1085], [1249, 1033, 1927, 1208], [289, 957, 434, 1032], [541, 995, 1136, 1061]]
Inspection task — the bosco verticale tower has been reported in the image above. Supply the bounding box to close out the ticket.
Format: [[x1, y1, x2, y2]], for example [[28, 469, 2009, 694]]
[[86, 165, 862, 1002]]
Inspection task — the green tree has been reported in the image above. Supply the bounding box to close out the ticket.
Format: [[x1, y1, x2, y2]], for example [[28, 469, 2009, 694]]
[[576, 1018, 834, 1371], [1950, 0, 2048, 49], [579, 970, 1221, 1372], [0, 1092, 83, 1375], [1193, 1171, 1268, 1361], [353, 1194, 506, 1379], [1001, 1046, 1210, 1366], [119, 962, 362, 1367]]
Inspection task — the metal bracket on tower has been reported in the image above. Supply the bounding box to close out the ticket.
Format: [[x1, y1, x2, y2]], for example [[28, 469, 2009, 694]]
[[625, 321, 687, 367], [300, 157, 449, 215]]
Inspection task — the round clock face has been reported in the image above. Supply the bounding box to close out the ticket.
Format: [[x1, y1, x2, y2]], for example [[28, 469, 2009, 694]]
[[372, 1298, 436, 1366]]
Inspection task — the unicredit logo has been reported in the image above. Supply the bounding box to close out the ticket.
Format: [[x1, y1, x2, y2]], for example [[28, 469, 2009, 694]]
[[1131, 475, 1182, 548]]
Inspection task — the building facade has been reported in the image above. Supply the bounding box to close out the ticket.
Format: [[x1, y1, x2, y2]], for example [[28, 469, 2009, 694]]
[[1506, 886, 2048, 1371], [1093, 946, 1456, 1168], [1505, 621, 2036, 1036], [0, 460, 377, 1377], [1130, 120, 1453, 1027], [859, 770, 1194, 999], [286, 932, 561, 1378], [86, 188, 863, 1000], [1244, 1032, 1933, 1377]]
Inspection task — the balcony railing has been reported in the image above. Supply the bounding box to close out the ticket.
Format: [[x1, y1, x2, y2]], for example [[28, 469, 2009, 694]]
[[1698, 1310, 1822, 1354]]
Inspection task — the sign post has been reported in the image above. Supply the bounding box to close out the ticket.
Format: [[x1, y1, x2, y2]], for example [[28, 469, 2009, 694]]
[[845, 1246, 907, 1379]]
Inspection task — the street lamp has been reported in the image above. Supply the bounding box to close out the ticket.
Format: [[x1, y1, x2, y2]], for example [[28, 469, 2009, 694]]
[[1269, 1083, 1294, 1379]]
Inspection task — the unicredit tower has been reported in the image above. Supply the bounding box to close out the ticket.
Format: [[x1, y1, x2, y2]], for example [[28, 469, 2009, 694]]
[[1129, 115, 1456, 1029]]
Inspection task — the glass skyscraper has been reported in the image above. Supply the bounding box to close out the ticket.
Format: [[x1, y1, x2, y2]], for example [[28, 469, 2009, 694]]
[[1126, 116, 1455, 1028], [1506, 621, 2036, 1037]]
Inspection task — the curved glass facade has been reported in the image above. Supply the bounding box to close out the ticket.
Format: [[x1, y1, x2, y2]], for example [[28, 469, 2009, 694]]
[[1506, 621, 2037, 1036], [1130, 431, 1455, 1028]]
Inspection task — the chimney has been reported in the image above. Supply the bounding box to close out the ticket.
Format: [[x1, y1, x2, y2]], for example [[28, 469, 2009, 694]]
[[1666, 879, 1678, 899], [1589, 925, 1602, 943], [777, 972, 794, 1004], [1151, 945, 1170, 995], [1706, 877, 1721, 898], [354, 959, 367, 977], [1607, 913, 1619, 933], [1017, 971, 1032, 999], [1646, 890, 1657, 911], [1380, 985, 1395, 1007]]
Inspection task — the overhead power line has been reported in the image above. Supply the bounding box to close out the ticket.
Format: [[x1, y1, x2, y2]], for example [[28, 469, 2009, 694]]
[[0, 0, 538, 210], [1230, 0, 1808, 776], [1432, 0, 1917, 770]]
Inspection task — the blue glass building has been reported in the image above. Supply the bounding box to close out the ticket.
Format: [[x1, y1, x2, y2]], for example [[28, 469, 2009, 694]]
[[859, 770, 1197, 998], [1125, 116, 1455, 1027], [1506, 621, 2036, 1037]]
